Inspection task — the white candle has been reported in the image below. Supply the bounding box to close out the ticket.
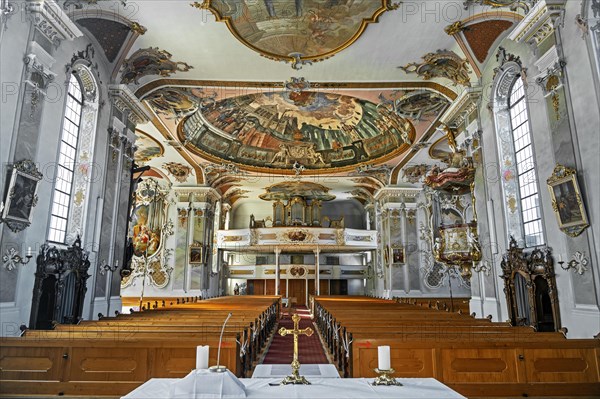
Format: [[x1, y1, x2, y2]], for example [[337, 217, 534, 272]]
[[27, 247, 32, 257], [558, 254, 563, 262], [378, 346, 391, 371], [196, 345, 209, 369], [115, 260, 119, 267]]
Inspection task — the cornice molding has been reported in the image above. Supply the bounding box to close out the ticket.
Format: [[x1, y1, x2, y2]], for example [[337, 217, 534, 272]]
[[508, 0, 566, 47], [108, 84, 152, 125], [26, 0, 82, 45], [374, 186, 422, 201], [439, 87, 483, 128]]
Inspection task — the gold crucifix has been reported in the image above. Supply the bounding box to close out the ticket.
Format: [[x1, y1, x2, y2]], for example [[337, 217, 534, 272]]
[[278, 313, 313, 385]]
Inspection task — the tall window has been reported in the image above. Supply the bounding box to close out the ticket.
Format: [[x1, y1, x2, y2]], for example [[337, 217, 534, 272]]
[[48, 74, 83, 243], [507, 78, 544, 247]]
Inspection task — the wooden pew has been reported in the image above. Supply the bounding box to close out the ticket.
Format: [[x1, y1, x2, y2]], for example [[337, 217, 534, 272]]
[[314, 296, 600, 398], [0, 296, 280, 397]]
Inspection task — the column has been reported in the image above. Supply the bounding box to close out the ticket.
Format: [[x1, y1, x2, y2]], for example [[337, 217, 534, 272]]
[[314, 247, 320, 296], [275, 248, 281, 295]]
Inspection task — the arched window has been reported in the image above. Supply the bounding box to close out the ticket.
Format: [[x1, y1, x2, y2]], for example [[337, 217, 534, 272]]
[[493, 53, 545, 248], [507, 78, 544, 247], [48, 74, 83, 243], [48, 65, 99, 244]]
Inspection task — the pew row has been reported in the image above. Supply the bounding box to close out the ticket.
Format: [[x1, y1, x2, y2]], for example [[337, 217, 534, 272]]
[[0, 296, 280, 397], [314, 296, 600, 398]]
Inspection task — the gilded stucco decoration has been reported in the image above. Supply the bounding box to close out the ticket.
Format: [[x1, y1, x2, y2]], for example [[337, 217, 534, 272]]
[[193, 0, 399, 69], [163, 162, 193, 183], [378, 90, 449, 121], [402, 163, 431, 183], [399, 49, 472, 87], [120, 47, 193, 84], [122, 179, 175, 289], [463, 0, 535, 14]]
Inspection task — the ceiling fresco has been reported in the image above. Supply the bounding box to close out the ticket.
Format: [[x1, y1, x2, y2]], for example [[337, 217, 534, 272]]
[[196, 0, 398, 69], [134, 130, 164, 163], [180, 90, 415, 171]]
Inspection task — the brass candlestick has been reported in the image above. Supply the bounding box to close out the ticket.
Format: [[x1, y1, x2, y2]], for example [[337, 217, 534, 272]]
[[372, 368, 402, 386]]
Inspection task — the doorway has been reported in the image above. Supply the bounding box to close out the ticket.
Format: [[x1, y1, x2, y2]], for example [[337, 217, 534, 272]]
[[330, 279, 348, 295]]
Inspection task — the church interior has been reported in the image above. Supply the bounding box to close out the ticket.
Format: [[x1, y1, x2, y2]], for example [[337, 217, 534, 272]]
[[1, 0, 599, 397]]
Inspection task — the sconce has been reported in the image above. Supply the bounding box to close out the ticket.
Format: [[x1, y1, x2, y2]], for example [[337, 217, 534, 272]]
[[99, 260, 119, 276], [557, 252, 588, 275], [2, 247, 33, 271]]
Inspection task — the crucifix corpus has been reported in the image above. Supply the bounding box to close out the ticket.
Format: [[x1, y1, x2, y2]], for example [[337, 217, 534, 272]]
[[278, 313, 313, 385]]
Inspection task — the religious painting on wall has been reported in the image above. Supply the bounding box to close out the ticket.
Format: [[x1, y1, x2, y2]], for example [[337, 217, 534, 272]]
[[392, 247, 405, 264], [1, 160, 43, 233], [131, 204, 162, 257], [121, 178, 175, 290], [547, 164, 589, 237], [198, 0, 397, 69], [189, 245, 203, 264]]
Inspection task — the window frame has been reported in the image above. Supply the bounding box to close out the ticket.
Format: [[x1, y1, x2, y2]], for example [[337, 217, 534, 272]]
[[506, 77, 545, 248], [47, 73, 84, 244]]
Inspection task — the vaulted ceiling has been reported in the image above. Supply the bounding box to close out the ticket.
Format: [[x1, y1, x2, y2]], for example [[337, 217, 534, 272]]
[[71, 0, 521, 202]]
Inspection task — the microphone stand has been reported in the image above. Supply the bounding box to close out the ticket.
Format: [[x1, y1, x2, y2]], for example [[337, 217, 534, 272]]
[[209, 312, 232, 373]]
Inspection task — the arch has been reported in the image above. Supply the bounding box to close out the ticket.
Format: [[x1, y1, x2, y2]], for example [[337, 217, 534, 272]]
[[48, 63, 100, 243], [491, 49, 545, 248]]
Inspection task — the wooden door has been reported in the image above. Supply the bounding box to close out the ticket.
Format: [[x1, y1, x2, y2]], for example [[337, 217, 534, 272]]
[[265, 279, 275, 295], [247, 279, 265, 295], [288, 279, 306, 307], [319, 280, 329, 296]]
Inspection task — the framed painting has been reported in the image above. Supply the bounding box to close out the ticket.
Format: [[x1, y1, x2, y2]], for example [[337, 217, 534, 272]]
[[546, 164, 589, 237], [1, 160, 43, 233], [189, 245, 203, 264], [392, 247, 405, 264]]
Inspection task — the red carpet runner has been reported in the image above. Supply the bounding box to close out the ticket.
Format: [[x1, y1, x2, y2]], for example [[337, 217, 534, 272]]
[[262, 307, 329, 364]]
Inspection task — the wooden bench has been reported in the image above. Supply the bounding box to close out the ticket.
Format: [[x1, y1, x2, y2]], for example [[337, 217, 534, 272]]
[[314, 296, 600, 398], [0, 296, 280, 397]]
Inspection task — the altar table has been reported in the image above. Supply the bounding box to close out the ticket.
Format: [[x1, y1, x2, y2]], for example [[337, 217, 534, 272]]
[[122, 377, 467, 399], [252, 364, 340, 378]]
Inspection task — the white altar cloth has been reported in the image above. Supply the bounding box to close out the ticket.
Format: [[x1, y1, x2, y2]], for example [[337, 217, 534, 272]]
[[122, 377, 466, 399], [252, 364, 340, 378]]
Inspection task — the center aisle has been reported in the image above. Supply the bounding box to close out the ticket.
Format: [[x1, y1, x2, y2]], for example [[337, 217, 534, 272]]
[[261, 306, 329, 364]]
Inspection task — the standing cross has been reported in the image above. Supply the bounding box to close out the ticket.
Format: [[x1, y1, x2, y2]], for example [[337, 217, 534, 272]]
[[278, 313, 313, 385]]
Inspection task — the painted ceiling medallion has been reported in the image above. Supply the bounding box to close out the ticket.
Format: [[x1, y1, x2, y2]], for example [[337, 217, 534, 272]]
[[399, 50, 472, 87], [193, 0, 399, 69], [182, 90, 414, 172]]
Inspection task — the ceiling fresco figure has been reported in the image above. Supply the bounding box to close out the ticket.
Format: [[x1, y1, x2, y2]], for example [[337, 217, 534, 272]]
[[182, 90, 415, 171]]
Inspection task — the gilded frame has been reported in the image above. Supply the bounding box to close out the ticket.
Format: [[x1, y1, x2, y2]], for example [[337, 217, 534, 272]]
[[392, 247, 405, 264], [189, 245, 204, 264], [1, 160, 43, 233], [546, 164, 589, 237], [194, 0, 399, 69]]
